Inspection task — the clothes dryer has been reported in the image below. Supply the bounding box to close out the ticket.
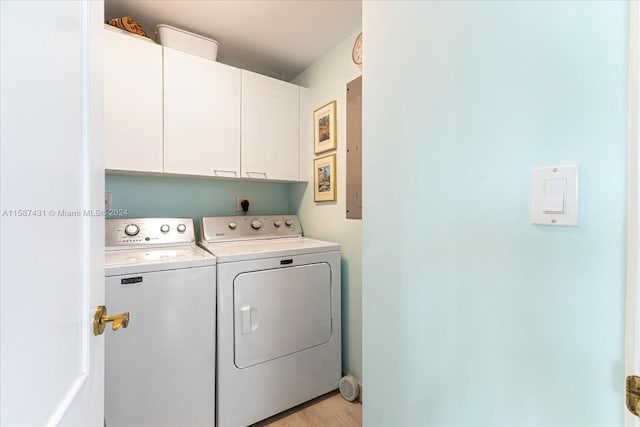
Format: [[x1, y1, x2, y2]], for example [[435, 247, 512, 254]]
[[199, 215, 341, 427]]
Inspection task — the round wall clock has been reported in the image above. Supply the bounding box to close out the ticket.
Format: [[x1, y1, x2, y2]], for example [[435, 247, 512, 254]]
[[352, 32, 362, 69]]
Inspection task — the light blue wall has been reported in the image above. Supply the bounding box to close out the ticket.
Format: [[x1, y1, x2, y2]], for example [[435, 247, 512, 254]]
[[106, 175, 291, 234], [292, 29, 363, 382], [363, 1, 628, 426]]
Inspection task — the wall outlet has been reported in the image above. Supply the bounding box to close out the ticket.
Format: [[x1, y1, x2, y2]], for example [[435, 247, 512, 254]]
[[236, 197, 251, 211], [105, 192, 112, 210]]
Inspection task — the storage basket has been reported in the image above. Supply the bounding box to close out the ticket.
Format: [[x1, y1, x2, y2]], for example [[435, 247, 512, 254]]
[[156, 24, 219, 61]]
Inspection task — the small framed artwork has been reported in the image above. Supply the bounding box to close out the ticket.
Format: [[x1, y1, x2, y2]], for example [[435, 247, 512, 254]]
[[313, 101, 337, 154], [314, 154, 337, 202]]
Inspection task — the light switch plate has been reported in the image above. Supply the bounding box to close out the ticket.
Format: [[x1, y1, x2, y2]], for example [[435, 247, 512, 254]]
[[105, 192, 112, 210], [532, 165, 578, 226]]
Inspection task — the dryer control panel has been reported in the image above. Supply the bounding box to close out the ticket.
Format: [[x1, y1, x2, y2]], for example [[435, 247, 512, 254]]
[[200, 215, 302, 243], [106, 218, 196, 248]]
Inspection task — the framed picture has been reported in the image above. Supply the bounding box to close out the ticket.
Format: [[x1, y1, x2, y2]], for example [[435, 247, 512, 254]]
[[314, 154, 337, 202], [313, 101, 337, 154]]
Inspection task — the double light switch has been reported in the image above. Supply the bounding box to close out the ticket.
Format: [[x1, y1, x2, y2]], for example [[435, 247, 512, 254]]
[[532, 165, 578, 226]]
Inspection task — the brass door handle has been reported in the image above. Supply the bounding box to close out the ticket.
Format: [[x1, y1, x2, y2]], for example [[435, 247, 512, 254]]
[[93, 305, 129, 336], [626, 375, 640, 417]]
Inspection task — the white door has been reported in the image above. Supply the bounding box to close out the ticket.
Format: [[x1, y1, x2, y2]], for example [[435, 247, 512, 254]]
[[627, 2, 640, 425], [0, 1, 105, 425], [164, 47, 241, 177], [104, 26, 163, 173], [241, 70, 300, 181]]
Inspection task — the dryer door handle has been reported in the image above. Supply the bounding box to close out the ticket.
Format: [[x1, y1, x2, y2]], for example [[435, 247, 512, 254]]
[[240, 306, 258, 334]]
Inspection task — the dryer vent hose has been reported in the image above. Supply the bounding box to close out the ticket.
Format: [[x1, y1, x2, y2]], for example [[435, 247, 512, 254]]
[[339, 375, 359, 402]]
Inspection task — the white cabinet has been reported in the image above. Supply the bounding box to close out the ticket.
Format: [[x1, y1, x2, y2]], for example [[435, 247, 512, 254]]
[[241, 70, 300, 181], [104, 26, 163, 173], [163, 47, 241, 177], [104, 29, 304, 181]]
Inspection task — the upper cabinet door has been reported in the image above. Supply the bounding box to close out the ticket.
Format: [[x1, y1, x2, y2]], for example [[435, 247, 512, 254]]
[[163, 48, 241, 177], [241, 70, 300, 181], [104, 27, 163, 172]]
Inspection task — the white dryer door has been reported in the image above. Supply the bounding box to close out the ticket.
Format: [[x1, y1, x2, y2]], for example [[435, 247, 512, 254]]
[[234, 263, 332, 368]]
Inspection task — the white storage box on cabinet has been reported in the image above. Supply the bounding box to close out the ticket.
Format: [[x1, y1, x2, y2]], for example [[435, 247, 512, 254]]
[[156, 24, 219, 61], [163, 47, 241, 177], [104, 26, 163, 173], [241, 70, 300, 181]]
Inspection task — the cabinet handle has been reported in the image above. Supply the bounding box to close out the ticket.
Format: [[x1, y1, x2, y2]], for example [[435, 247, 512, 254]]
[[213, 169, 238, 177], [246, 171, 268, 178]]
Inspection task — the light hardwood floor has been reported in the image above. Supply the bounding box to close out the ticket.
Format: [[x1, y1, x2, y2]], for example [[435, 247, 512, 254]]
[[251, 391, 362, 427]]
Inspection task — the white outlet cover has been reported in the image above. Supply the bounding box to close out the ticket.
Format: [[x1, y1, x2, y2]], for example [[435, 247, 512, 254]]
[[531, 164, 578, 226]]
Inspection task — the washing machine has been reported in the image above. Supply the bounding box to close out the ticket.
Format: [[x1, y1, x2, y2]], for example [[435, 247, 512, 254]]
[[105, 218, 216, 427], [199, 215, 341, 427]]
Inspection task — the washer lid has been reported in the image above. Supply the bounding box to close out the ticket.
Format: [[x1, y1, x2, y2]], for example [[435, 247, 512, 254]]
[[200, 237, 339, 263], [105, 245, 215, 276]]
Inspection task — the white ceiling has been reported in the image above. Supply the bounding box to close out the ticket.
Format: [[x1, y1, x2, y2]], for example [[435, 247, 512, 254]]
[[104, 0, 362, 81]]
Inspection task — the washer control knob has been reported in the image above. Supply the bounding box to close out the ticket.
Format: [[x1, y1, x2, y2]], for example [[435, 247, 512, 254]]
[[177, 224, 187, 233], [251, 219, 263, 230], [274, 220, 283, 227], [124, 224, 139, 236], [285, 219, 294, 227], [160, 224, 170, 233], [228, 221, 237, 230]]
